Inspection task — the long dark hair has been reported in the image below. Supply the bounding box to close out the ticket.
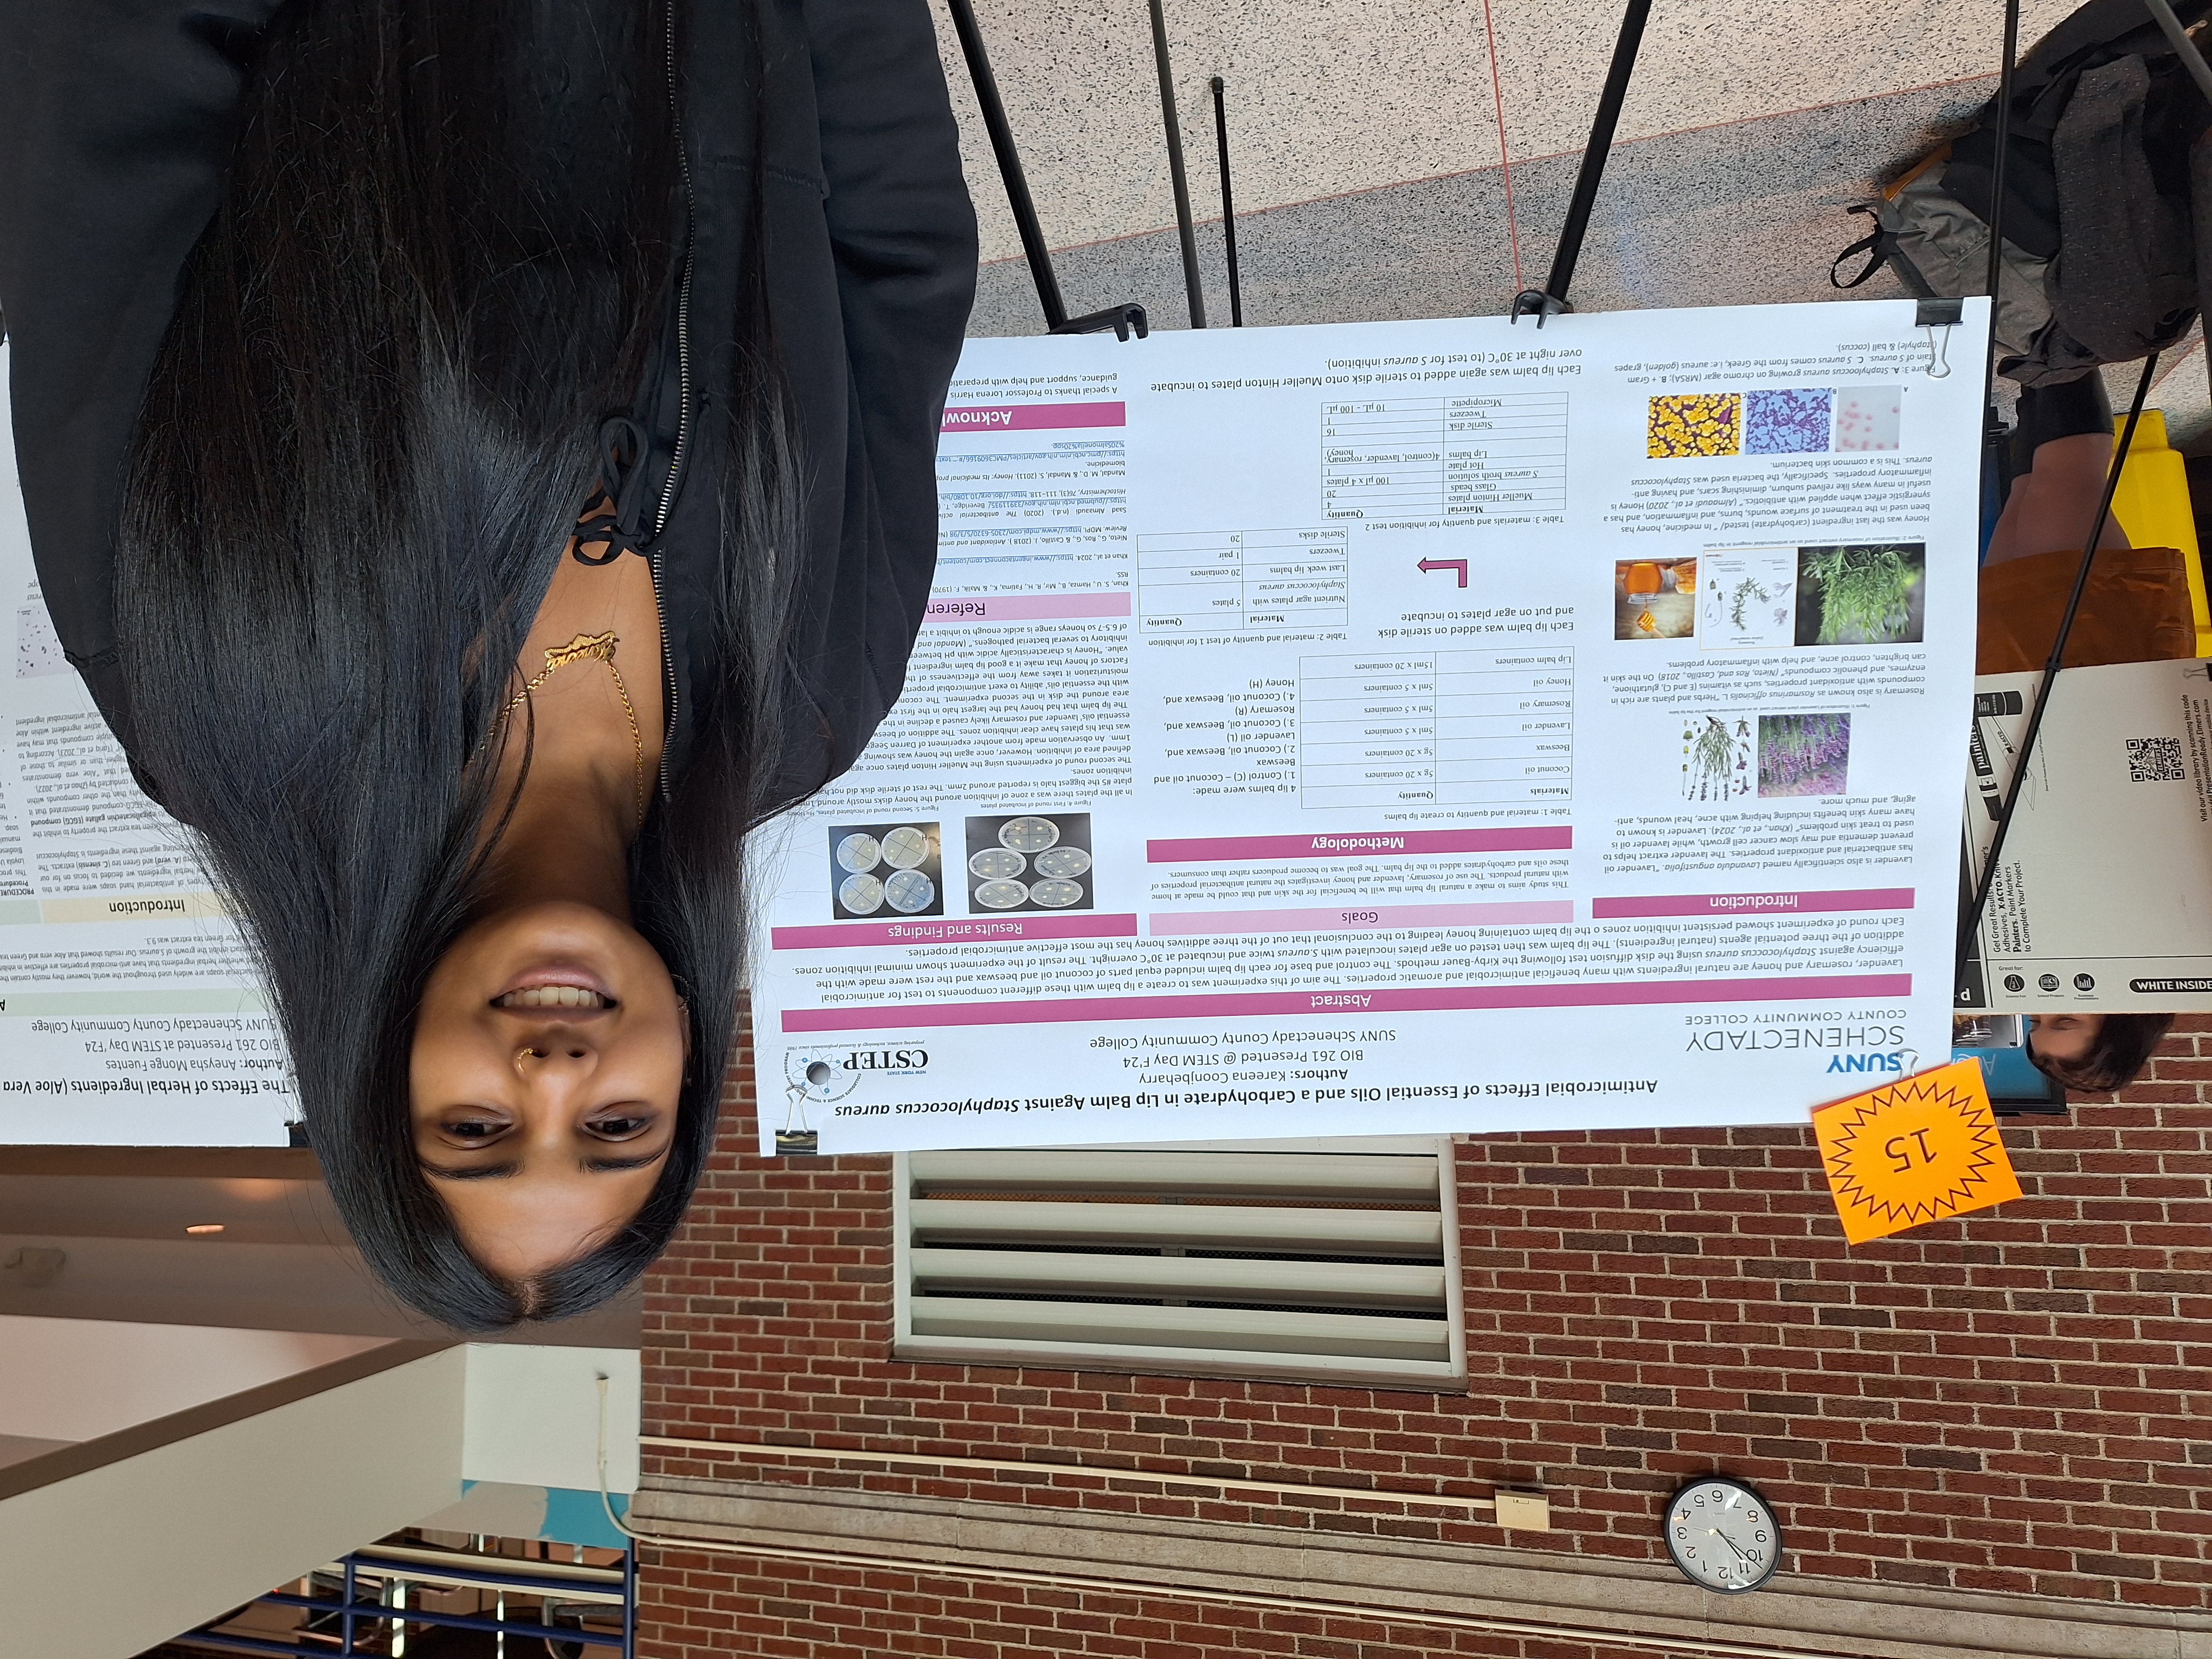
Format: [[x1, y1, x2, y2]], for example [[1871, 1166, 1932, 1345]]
[[115, 0, 793, 1330], [2030, 1013, 2176, 1094]]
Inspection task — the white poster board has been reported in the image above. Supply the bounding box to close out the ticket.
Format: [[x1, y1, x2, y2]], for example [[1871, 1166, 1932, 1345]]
[[1962, 657, 2212, 1011], [753, 299, 1990, 1153], [0, 346, 290, 1144]]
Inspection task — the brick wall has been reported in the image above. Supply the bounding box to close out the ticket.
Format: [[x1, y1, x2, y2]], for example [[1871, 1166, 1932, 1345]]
[[638, 1013, 2212, 1655]]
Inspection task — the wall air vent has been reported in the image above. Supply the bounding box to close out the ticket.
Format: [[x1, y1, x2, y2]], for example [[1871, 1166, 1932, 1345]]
[[893, 1142, 1463, 1387]]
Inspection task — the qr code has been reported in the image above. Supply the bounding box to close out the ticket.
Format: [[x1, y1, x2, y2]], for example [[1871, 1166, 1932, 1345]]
[[2127, 735, 2185, 782]]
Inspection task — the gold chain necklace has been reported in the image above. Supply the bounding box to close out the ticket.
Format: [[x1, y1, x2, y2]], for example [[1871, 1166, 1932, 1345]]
[[498, 630, 647, 826]]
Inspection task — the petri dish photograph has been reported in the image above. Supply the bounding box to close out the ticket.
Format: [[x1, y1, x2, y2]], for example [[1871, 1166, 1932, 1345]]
[[835, 833, 881, 874], [999, 815, 1060, 853], [973, 878, 1030, 910], [1028, 878, 1085, 908], [880, 825, 931, 869], [837, 873, 885, 915], [884, 869, 936, 914], [1031, 846, 1091, 880], [969, 847, 1026, 880]]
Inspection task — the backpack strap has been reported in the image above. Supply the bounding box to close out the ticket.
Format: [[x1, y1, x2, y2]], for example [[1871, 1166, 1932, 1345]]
[[1830, 205, 1893, 288]]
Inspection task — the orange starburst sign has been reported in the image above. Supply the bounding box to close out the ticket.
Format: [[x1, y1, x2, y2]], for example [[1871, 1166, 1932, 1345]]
[[1811, 1059, 2022, 1244]]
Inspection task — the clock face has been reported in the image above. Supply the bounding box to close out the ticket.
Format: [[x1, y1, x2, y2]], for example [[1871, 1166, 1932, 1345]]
[[1664, 1477, 1782, 1592]]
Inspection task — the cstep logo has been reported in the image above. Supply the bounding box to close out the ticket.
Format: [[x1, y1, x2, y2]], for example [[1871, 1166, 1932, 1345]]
[[783, 1045, 933, 1102], [841, 1045, 931, 1073], [784, 1047, 860, 1103]]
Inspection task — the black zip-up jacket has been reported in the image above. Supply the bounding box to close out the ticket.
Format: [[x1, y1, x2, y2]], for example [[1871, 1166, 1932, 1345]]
[[0, 0, 977, 815]]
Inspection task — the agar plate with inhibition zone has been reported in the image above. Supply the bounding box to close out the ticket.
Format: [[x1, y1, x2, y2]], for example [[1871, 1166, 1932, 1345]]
[[974, 878, 1030, 910], [837, 873, 885, 915], [880, 825, 930, 869], [1028, 878, 1085, 908], [884, 869, 936, 914], [1031, 846, 1091, 880], [999, 815, 1060, 852], [969, 847, 1026, 880], [835, 833, 880, 873]]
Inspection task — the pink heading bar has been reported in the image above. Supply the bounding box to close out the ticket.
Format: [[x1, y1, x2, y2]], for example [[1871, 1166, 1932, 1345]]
[[924, 591, 1132, 623], [1592, 888, 1915, 919], [772, 913, 1137, 951], [1149, 899, 1573, 936], [782, 973, 1910, 1032], [941, 401, 1126, 433], [1147, 826, 1572, 863]]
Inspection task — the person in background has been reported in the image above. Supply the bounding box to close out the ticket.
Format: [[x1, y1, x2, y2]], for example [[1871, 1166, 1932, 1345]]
[[2026, 1012, 2176, 1091], [1976, 375, 2198, 673]]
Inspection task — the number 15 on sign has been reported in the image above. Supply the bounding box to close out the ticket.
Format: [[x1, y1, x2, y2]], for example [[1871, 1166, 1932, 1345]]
[[1811, 1059, 2023, 1244]]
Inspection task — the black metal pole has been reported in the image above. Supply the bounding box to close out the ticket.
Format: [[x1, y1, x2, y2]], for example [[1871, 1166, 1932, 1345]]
[[1211, 75, 1244, 326], [1977, 0, 2022, 467], [1975, 0, 2024, 601], [1512, 0, 1652, 320], [1147, 0, 1206, 327], [1980, 0, 2021, 305], [1957, 353, 2159, 973], [942, 0, 1068, 330]]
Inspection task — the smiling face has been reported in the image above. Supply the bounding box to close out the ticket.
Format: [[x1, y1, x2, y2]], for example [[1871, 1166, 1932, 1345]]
[[409, 900, 689, 1284]]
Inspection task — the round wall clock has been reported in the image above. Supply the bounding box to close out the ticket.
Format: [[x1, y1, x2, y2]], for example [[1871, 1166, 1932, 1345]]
[[1663, 1476, 1782, 1592]]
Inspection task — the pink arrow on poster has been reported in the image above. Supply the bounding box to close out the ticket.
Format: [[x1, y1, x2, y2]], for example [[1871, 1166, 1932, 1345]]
[[1418, 557, 1469, 588]]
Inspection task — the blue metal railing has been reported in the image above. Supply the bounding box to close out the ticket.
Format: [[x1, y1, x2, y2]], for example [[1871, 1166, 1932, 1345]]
[[181, 1545, 635, 1656]]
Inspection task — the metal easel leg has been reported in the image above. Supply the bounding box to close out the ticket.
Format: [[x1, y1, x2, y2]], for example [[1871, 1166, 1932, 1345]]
[[1210, 76, 1245, 326], [941, 0, 1150, 340], [1976, 0, 2025, 525], [1510, 0, 1653, 323], [1146, 0, 1207, 327]]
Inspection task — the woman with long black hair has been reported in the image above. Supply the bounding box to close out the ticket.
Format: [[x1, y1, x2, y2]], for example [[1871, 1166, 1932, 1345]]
[[0, 0, 976, 1328]]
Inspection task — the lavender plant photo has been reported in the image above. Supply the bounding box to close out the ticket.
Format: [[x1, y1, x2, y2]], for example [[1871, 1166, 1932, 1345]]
[[1757, 712, 1850, 798]]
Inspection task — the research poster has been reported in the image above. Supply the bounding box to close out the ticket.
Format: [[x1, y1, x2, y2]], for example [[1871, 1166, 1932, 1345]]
[[753, 299, 1991, 1153], [0, 347, 290, 1144], [1960, 657, 2212, 1013]]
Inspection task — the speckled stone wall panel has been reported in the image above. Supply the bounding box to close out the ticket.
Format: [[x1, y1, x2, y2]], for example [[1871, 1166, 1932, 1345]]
[[967, 80, 1976, 335], [930, 0, 2083, 261]]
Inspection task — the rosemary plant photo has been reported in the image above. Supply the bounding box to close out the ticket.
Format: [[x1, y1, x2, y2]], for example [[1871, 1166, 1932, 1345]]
[[1756, 712, 1851, 798], [1793, 543, 1925, 646], [1697, 549, 1797, 646]]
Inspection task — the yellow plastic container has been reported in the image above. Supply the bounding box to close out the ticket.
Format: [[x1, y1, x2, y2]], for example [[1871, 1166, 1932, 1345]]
[[2110, 409, 2211, 653]]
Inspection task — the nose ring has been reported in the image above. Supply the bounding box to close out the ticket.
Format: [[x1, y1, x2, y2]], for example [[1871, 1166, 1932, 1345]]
[[513, 1045, 544, 1078]]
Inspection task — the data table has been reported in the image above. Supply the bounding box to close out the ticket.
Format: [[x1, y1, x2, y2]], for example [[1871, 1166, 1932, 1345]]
[[1297, 647, 1574, 808], [1321, 393, 1569, 520], [1137, 526, 1351, 632]]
